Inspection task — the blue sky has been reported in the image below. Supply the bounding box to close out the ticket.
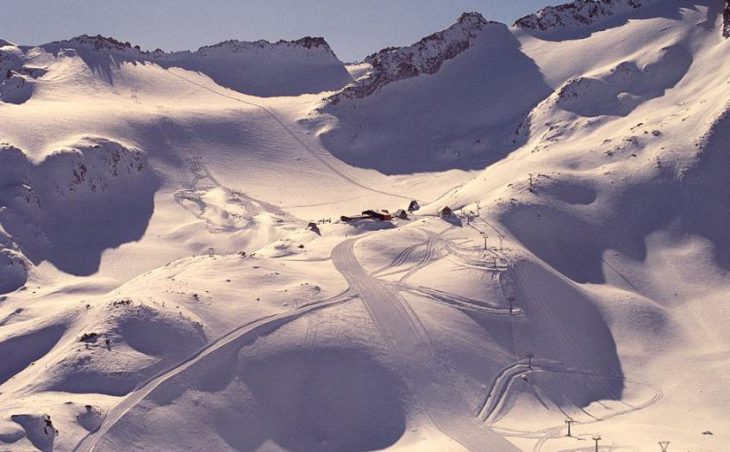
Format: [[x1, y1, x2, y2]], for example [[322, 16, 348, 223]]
[[0, 0, 556, 61]]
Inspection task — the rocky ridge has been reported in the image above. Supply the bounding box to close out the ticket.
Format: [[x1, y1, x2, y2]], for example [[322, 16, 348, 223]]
[[328, 12, 493, 103], [514, 0, 647, 31]]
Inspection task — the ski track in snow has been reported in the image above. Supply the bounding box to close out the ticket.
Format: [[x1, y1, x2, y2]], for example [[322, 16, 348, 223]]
[[72, 290, 355, 452], [332, 232, 519, 451], [163, 70, 414, 202]]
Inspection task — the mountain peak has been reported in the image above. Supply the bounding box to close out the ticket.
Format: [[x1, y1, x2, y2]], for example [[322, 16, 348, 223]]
[[46, 34, 143, 53], [329, 12, 498, 103], [514, 0, 648, 31], [456, 11, 489, 26], [196, 36, 334, 54]]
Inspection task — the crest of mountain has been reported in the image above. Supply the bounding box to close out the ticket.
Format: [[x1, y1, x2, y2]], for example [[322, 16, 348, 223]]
[[514, 0, 648, 30], [328, 12, 491, 103], [319, 14, 553, 174], [39, 35, 352, 97], [154, 37, 352, 97]]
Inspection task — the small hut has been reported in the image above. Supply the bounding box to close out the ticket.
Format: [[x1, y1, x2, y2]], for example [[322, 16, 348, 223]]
[[362, 210, 392, 221], [408, 200, 420, 212], [306, 222, 321, 235], [393, 209, 409, 220], [437, 206, 453, 218]]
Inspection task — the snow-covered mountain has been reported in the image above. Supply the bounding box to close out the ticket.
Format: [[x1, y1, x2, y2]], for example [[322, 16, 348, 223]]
[[318, 12, 553, 174], [30, 34, 352, 98], [328, 12, 492, 103], [1, 1, 729, 451], [513, 0, 648, 31]]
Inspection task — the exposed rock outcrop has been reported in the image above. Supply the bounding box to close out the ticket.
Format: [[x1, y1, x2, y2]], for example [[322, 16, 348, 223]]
[[0, 138, 159, 276], [514, 0, 646, 31], [0, 42, 40, 104], [328, 12, 493, 103]]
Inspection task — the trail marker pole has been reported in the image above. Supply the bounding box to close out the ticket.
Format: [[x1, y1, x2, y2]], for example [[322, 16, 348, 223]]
[[593, 435, 601, 452], [526, 353, 534, 369], [565, 419, 575, 437]]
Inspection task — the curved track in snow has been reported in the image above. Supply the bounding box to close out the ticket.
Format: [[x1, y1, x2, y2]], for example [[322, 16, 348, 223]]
[[332, 235, 518, 451], [164, 70, 413, 202], [72, 290, 354, 452]]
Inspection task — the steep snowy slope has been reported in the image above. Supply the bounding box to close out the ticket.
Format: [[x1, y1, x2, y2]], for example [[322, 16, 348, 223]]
[[1, 1, 729, 451], [156, 38, 353, 97], [318, 13, 553, 174], [36, 34, 352, 97], [514, 0, 650, 32], [428, 1, 730, 449]]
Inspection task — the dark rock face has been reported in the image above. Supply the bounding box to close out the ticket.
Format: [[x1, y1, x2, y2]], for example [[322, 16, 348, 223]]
[[46, 35, 141, 52], [189, 36, 336, 57], [514, 0, 644, 31], [328, 12, 492, 103], [724, 0, 730, 38], [44, 34, 334, 55]]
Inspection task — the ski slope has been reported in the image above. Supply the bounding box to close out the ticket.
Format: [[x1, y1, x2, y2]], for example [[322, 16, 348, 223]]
[[1, 1, 729, 451]]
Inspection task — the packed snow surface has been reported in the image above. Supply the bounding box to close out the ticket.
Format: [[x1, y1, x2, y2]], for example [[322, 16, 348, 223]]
[[1, 1, 729, 451]]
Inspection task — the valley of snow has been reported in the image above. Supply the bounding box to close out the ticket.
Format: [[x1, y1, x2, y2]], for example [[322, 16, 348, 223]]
[[1, 0, 729, 450]]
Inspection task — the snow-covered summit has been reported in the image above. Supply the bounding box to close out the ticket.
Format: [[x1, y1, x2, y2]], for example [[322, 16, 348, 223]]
[[514, 0, 648, 31], [196, 36, 335, 55], [43, 34, 144, 54], [329, 12, 495, 103], [35, 34, 353, 97], [155, 36, 351, 97]]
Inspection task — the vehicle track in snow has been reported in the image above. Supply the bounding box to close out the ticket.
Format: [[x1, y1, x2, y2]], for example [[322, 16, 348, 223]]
[[164, 70, 413, 202], [371, 242, 424, 277], [72, 290, 355, 452], [472, 356, 663, 452], [394, 283, 521, 316], [332, 234, 518, 451]]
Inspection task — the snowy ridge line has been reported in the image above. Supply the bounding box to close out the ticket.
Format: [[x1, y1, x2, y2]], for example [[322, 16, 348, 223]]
[[162, 70, 412, 202], [514, 0, 650, 31], [72, 290, 355, 452], [194, 36, 336, 56], [328, 12, 493, 103], [40, 34, 337, 57]]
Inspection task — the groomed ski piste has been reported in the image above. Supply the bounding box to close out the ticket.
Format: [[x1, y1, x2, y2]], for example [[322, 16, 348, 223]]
[[1, 0, 729, 450]]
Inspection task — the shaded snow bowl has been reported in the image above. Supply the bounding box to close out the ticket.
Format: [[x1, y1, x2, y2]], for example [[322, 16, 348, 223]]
[[236, 348, 407, 452]]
